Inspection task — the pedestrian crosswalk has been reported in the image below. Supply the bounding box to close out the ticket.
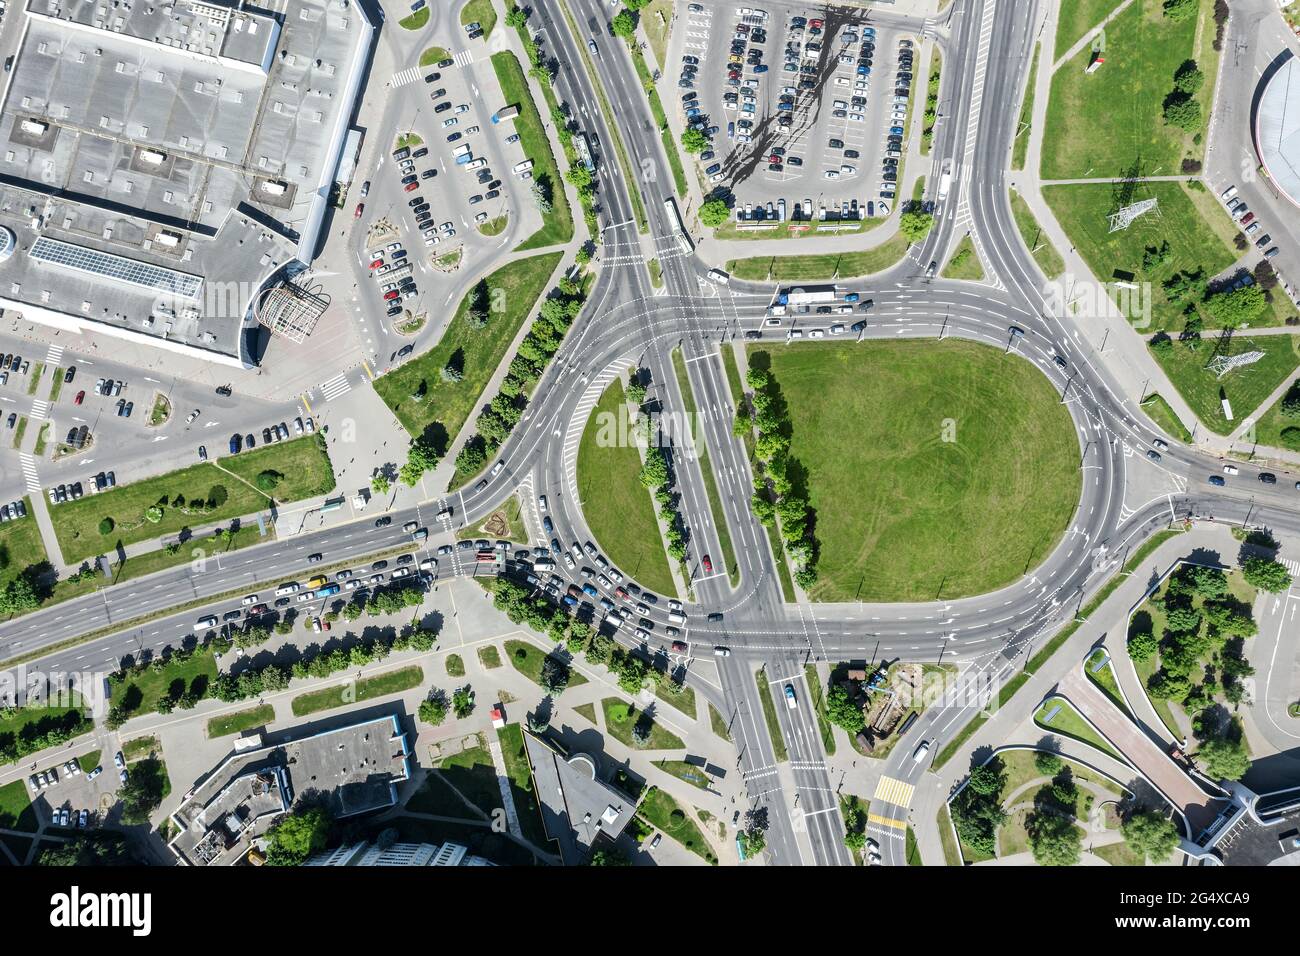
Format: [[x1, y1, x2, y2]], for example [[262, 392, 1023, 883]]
[[30, 399, 50, 421], [19, 454, 39, 494], [44, 344, 64, 369], [453, 50, 473, 67], [1281, 558, 1300, 576], [318, 372, 352, 402], [873, 775, 915, 808], [391, 66, 422, 88]]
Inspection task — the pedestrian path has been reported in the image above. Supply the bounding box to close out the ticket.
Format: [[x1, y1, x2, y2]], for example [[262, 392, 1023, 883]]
[[318, 372, 352, 402], [391, 65, 422, 88], [487, 737, 523, 839]]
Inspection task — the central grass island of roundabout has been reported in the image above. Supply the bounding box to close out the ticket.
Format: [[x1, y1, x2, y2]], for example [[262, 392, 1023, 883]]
[[576, 337, 1082, 604]]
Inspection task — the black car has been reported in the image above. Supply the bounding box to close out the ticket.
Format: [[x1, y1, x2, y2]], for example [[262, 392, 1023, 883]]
[[430, 88, 447, 99], [407, 196, 423, 207], [386, 306, 403, 317], [434, 101, 452, 113], [485, 189, 500, 200], [1259, 472, 1277, 484], [413, 147, 428, 159], [307, 553, 323, 564], [371, 560, 388, 570], [64, 366, 75, 383], [397, 554, 414, 565], [447, 131, 462, 142], [424, 72, 441, 82], [436, 58, 454, 68], [787, 156, 803, 167], [375, 516, 392, 527], [421, 169, 437, 179]]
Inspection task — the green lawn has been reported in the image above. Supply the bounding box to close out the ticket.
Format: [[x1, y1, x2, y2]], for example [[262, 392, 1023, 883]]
[[998, 748, 1128, 802], [0, 780, 37, 833], [0, 499, 46, 593], [446, 653, 465, 678], [574, 702, 596, 723], [1250, 379, 1300, 452], [11, 415, 26, 449], [48, 370, 63, 404], [110, 649, 219, 719], [805, 664, 836, 755], [1034, 696, 1124, 762], [78, 749, 102, 774], [641, 0, 674, 70], [399, 7, 429, 30], [121, 734, 160, 762], [725, 234, 911, 281], [601, 697, 685, 751], [216, 434, 335, 504], [1009, 189, 1065, 281], [941, 235, 985, 280], [490, 52, 573, 250], [937, 804, 962, 865], [477, 644, 502, 670], [420, 47, 449, 67], [654, 759, 711, 790], [754, 669, 788, 763], [756, 339, 1080, 602], [652, 674, 696, 720], [708, 702, 730, 741], [1095, 840, 1148, 866], [576, 379, 676, 596], [1011, 43, 1040, 172], [49, 460, 274, 564], [1150, 334, 1300, 436], [459, 0, 496, 36], [1140, 392, 1194, 443], [373, 252, 562, 448], [1042, 181, 1242, 332], [1085, 649, 1130, 716], [637, 786, 717, 864], [496, 722, 554, 850], [1041, 0, 1204, 179], [289, 665, 424, 717], [1054, 0, 1124, 60], [206, 704, 275, 739], [505, 639, 588, 691], [425, 741, 502, 818]]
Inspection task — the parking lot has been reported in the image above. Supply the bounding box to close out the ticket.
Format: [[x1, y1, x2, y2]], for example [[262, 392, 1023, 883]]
[[25, 748, 124, 831], [674, 3, 917, 223], [357, 42, 529, 325]]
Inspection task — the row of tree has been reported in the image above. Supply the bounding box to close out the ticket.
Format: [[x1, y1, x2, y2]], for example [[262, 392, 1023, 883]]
[[637, 408, 690, 564], [736, 366, 818, 587]]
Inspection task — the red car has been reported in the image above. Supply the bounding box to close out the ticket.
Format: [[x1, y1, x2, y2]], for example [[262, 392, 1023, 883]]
[[403, 181, 419, 192], [702, 554, 713, 573], [671, 640, 688, 653], [769, 153, 782, 164], [810, 18, 823, 28], [354, 202, 364, 218], [73, 390, 85, 405], [383, 290, 400, 301], [369, 258, 383, 269]]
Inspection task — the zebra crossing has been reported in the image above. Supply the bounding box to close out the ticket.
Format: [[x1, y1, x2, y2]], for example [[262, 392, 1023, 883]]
[[453, 49, 473, 67], [44, 344, 64, 368], [391, 66, 422, 88], [318, 372, 352, 402], [19, 454, 39, 494], [1281, 558, 1300, 577], [30, 399, 50, 421], [872, 775, 915, 808]]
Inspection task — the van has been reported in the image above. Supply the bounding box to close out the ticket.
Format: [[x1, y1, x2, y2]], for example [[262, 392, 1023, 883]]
[[466, 158, 487, 169], [274, 582, 300, 596], [912, 740, 931, 763], [455, 153, 474, 165], [194, 615, 217, 630], [512, 160, 534, 174], [667, 611, 687, 625], [436, 506, 454, 520], [307, 575, 328, 590], [706, 268, 730, 285], [452, 143, 472, 157]]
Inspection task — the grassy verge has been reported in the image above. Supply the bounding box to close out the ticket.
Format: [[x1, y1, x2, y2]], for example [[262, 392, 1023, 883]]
[[1009, 189, 1065, 280], [755, 668, 788, 763], [725, 234, 911, 281], [941, 235, 985, 280], [478, 215, 509, 237], [0, 780, 37, 832], [216, 434, 335, 504], [489, 52, 573, 250], [32, 421, 47, 456], [627, 42, 688, 198], [1034, 696, 1125, 762], [496, 722, 554, 851], [48, 371, 63, 404], [0, 500, 45, 593], [1150, 334, 1300, 436], [805, 664, 836, 755], [708, 702, 730, 741], [206, 704, 275, 739], [601, 697, 685, 750], [637, 786, 717, 864], [26, 364, 43, 396], [289, 665, 424, 718], [1085, 648, 1130, 717], [505, 638, 588, 690], [399, 8, 429, 30], [906, 825, 923, 865], [459, 0, 496, 37], [654, 759, 710, 789], [937, 804, 961, 865], [1011, 43, 1040, 172], [420, 47, 449, 67], [11, 416, 26, 449], [920, 50, 941, 155], [458, 495, 528, 545], [373, 252, 562, 445], [478, 644, 502, 669], [1054, 0, 1121, 60], [1139, 392, 1194, 444], [647, 258, 663, 288], [576, 379, 676, 596]]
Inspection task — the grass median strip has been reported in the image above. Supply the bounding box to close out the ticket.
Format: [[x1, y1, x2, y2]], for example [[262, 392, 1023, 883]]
[[755, 668, 788, 763], [725, 233, 911, 281], [1139, 392, 1194, 444], [1011, 43, 1039, 172], [290, 665, 424, 718], [1009, 189, 1064, 281], [207, 704, 276, 739]]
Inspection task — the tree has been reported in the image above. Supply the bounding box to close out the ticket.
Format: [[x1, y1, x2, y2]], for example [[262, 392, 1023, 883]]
[[639, 447, 669, 488], [738, 826, 766, 856], [264, 806, 332, 866], [1173, 60, 1204, 95], [899, 210, 934, 243], [1127, 629, 1159, 664], [255, 469, 283, 492], [1242, 556, 1292, 593], [611, 9, 636, 40], [1034, 750, 1063, 776], [1162, 95, 1201, 132], [440, 362, 463, 383], [1280, 381, 1300, 419], [681, 127, 709, 153], [505, 5, 527, 29], [700, 197, 730, 227], [452, 686, 475, 718], [589, 847, 630, 866], [1202, 285, 1266, 329], [1197, 734, 1251, 780], [118, 756, 168, 826], [1121, 808, 1180, 863], [1027, 806, 1082, 866], [418, 694, 448, 726], [540, 656, 571, 694], [530, 178, 552, 214], [1163, 0, 1198, 21], [824, 684, 865, 734]]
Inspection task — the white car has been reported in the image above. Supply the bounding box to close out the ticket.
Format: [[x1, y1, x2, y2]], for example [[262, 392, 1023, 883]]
[[913, 740, 932, 763], [442, 117, 458, 128], [824, 169, 840, 179], [455, 104, 471, 114], [186, 409, 200, 424], [538, 495, 548, 512], [241, 594, 258, 605]]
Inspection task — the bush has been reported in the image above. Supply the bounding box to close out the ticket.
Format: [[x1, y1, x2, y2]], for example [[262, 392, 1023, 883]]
[[255, 470, 283, 492], [98, 517, 115, 535], [144, 506, 163, 523]]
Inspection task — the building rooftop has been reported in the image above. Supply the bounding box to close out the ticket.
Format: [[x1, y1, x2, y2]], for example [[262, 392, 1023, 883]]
[[169, 714, 410, 866], [1256, 55, 1300, 211], [522, 731, 634, 864], [0, 0, 375, 365]]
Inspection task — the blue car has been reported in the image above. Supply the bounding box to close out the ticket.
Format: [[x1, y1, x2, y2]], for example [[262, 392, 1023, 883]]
[[229, 434, 242, 454], [727, 121, 735, 138], [863, 27, 876, 36], [543, 515, 554, 533], [1208, 475, 1226, 486], [857, 65, 870, 75], [844, 292, 860, 303], [889, 126, 904, 135], [582, 583, 599, 597], [777, 101, 793, 111], [753, 64, 768, 73], [562, 595, 578, 607], [686, 107, 702, 118]]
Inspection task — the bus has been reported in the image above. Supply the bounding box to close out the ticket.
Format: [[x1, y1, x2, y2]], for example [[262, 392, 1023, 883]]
[[663, 197, 693, 255]]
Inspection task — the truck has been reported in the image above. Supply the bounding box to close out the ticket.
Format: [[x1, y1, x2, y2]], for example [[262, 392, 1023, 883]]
[[776, 284, 836, 306], [491, 105, 520, 124]]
